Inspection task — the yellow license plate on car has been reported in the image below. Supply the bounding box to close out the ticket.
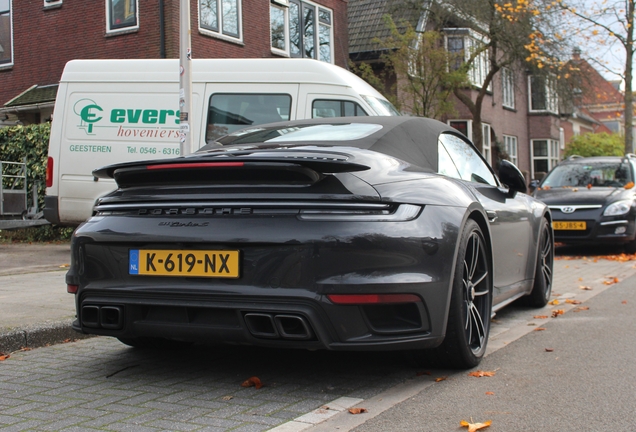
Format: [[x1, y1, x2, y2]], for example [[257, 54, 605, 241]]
[[129, 249, 239, 278], [552, 221, 586, 230]]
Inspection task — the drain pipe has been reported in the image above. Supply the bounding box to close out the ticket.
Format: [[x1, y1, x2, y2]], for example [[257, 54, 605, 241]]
[[159, 0, 166, 58]]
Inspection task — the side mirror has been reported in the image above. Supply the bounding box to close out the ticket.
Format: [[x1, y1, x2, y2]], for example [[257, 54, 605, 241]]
[[498, 160, 527, 197]]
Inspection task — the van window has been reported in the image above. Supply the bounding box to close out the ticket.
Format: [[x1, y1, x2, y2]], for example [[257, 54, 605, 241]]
[[361, 95, 401, 116], [206, 94, 292, 141], [312, 100, 368, 118]]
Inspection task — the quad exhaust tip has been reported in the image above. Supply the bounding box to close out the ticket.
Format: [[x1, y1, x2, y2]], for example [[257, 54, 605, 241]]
[[81, 305, 124, 330], [244, 313, 314, 340]]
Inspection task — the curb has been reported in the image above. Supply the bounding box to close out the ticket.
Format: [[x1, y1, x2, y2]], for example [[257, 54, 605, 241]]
[[0, 320, 94, 354]]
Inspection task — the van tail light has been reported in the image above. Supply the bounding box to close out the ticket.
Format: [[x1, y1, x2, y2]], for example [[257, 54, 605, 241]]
[[46, 157, 54, 188]]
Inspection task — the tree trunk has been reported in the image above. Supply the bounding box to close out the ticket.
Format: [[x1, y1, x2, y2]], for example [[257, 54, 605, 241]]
[[624, 0, 635, 154]]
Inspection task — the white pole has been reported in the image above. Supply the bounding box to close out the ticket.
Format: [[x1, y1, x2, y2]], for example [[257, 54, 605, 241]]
[[179, 0, 193, 156]]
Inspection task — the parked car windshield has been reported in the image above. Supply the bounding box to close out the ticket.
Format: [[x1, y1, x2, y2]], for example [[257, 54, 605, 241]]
[[361, 95, 401, 116], [542, 161, 633, 188]]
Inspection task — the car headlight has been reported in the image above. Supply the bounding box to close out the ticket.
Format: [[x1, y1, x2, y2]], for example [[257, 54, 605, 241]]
[[603, 200, 633, 216]]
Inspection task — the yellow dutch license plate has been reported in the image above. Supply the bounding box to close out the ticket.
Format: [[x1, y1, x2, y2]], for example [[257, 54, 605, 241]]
[[129, 249, 240, 278], [552, 221, 586, 230]]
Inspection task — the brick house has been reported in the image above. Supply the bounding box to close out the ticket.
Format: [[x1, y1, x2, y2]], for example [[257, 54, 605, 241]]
[[348, 0, 563, 181], [0, 0, 348, 126], [559, 48, 631, 149]]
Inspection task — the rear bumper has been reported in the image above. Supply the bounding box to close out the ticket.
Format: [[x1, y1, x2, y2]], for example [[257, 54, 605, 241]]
[[43, 195, 61, 225], [71, 290, 444, 351], [67, 205, 466, 351]]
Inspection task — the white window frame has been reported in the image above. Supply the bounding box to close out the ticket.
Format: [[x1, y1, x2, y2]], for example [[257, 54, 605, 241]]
[[271, 0, 333, 63], [482, 123, 491, 166], [0, 0, 13, 68], [529, 75, 558, 114], [198, 0, 243, 44], [44, 0, 62, 8], [503, 135, 518, 166], [444, 28, 490, 90], [531, 138, 560, 178], [502, 67, 515, 109], [270, 2, 289, 56], [105, 0, 139, 35]]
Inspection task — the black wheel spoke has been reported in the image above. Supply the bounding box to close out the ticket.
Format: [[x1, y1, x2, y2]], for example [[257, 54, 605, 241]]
[[469, 303, 485, 348]]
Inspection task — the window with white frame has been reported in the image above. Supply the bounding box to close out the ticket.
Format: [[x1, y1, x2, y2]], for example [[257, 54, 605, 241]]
[[200, 0, 241, 41], [532, 139, 560, 177], [503, 135, 518, 166], [445, 28, 490, 89], [529, 75, 558, 113], [44, 0, 62, 8], [502, 67, 515, 109], [0, 0, 12, 66], [272, 0, 332, 63], [107, 0, 138, 32], [482, 123, 491, 166]]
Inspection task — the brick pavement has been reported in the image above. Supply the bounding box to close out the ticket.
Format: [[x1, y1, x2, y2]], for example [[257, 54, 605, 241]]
[[1, 249, 635, 431]]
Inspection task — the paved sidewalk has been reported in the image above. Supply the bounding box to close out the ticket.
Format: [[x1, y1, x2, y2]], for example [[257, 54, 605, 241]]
[[0, 242, 91, 353]]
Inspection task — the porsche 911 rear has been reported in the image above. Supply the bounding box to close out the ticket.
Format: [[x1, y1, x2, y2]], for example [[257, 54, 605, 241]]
[[67, 149, 461, 351]]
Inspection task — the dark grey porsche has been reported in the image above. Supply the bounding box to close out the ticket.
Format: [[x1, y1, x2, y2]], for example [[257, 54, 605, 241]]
[[66, 116, 553, 369]]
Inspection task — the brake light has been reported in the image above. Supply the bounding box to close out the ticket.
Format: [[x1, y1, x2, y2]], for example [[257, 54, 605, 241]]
[[327, 294, 421, 304], [146, 162, 244, 170], [46, 157, 54, 187]]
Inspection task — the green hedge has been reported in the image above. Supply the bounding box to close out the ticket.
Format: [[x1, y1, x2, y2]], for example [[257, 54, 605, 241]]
[[0, 123, 73, 242]]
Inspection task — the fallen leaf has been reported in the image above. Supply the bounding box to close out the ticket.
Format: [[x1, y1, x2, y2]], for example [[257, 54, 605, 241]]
[[222, 395, 234, 401], [241, 376, 263, 389], [348, 408, 368, 415], [533, 315, 549, 319], [435, 376, 447, 382], [0, 353, 9, 361], [578, 277, 583, 281], [549, 299, 560, 305], [460, 419, 492, 432], [622, 300, 628, 304], [603, 277, 619, 285], [579, 285, 593, 290], [468, 370, 496, 378], [565, 299, 581, 305], [545, 348, 554, 352], [552, 309, 565, 317], [416, 371, 432, 376], [573, 306, 590, 312], [534, 327, 547, 331], [485, 391, 495, 396]]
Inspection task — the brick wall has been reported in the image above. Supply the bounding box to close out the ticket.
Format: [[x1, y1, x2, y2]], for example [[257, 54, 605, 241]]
[[0, 0, 348, 107]]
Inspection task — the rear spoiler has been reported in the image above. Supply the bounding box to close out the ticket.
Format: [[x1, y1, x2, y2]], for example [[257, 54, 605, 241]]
[[94, 157, 370, 189]]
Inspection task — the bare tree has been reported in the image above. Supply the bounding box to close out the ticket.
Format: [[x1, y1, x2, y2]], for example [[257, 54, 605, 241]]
[[556, 0, 635, 154]]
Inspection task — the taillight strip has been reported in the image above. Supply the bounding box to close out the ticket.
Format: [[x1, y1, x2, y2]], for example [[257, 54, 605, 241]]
[[146, 162, 244, 170]]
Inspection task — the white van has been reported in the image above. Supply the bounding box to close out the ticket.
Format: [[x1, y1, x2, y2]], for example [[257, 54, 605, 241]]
[[44, 58, 399, 225]]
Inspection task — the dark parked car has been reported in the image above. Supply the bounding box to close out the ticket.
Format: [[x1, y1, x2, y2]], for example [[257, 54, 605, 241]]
[[533, 155, 636, 252], [67, 117, 553, 369]]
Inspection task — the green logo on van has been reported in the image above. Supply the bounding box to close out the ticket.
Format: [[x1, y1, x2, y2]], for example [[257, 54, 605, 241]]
[[74, 99, 180, 136], [74, 99, 104, 135]]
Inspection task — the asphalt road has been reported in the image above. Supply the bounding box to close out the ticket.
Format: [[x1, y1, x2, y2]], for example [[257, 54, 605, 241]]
[[1, 243, 635, 431]]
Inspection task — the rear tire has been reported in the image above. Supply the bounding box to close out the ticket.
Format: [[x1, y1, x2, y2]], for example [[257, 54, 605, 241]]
[[409, 219, 492, 369], [526, 218, 554, 308]]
